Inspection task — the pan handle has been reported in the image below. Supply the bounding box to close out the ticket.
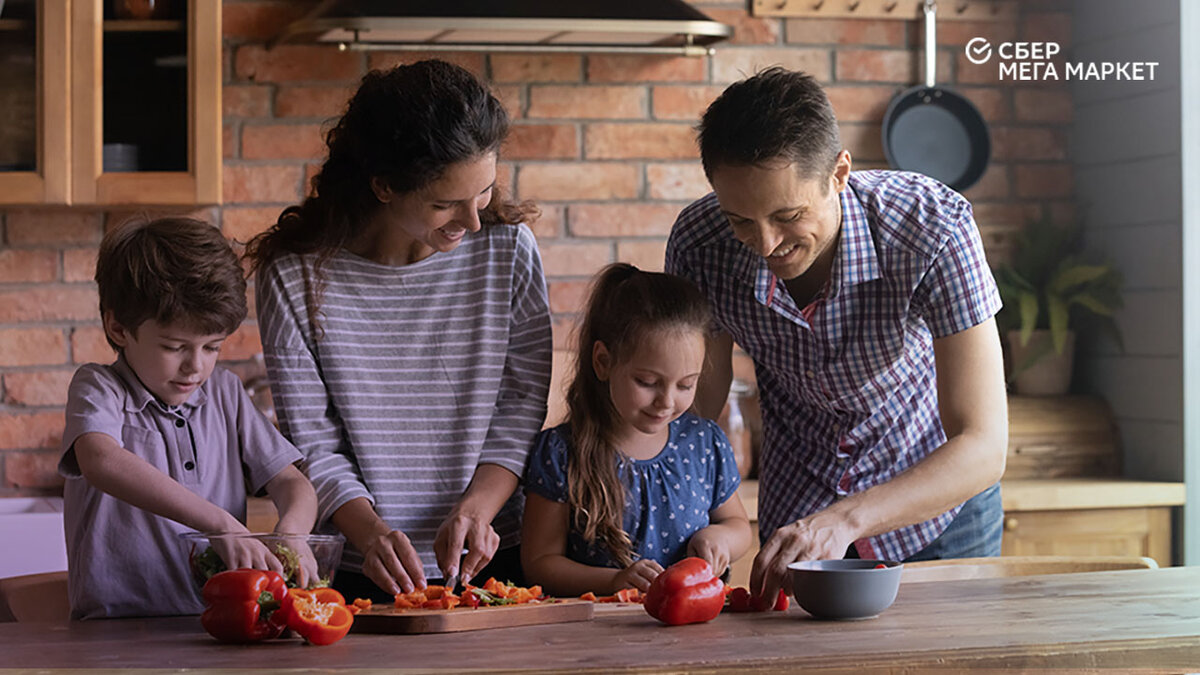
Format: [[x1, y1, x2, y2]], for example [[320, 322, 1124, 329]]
[[924, 0, 937, 88]]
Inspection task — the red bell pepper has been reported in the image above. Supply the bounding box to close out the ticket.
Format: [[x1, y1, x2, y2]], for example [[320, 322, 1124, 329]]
[[279, 587, 354, 646], [200, 569, 288, 643], [643, 557, 726, 626]]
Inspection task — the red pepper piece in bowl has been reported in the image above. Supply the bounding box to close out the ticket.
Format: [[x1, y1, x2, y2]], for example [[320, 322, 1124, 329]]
[[279, 587, 355, 645], [643, 557, 726, 626], [200, 569, 288, 643]]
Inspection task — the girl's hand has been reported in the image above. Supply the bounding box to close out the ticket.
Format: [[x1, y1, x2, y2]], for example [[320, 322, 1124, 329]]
[[687, 527, 733, 579], [434, 509, 500, 584], [612, 558, 664, 593], [360, 529, 427, 595]]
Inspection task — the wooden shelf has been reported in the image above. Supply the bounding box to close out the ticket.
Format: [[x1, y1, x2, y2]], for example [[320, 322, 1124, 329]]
[[753, 0, 1017, 21], [102, 19, 184, 32]]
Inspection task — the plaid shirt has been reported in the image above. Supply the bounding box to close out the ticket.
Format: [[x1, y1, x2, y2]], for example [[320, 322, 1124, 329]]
[[665, 170, 1001, 561]]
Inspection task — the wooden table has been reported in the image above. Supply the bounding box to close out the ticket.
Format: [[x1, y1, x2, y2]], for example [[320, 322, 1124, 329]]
[[5, 567, 1200, 672]]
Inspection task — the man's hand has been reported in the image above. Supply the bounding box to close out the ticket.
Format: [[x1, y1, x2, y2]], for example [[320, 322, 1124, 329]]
[[749, 509, 856, 604]]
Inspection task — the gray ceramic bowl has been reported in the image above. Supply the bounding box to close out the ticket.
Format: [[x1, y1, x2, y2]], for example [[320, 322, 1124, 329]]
[[787, 559, 903, 620]]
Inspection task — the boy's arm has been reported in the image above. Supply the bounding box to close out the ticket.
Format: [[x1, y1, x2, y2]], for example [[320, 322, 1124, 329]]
[[264, 464, 317, 535], [74, 431, 248, 535]]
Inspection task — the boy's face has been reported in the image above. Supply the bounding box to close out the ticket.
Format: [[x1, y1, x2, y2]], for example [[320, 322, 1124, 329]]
[[104, 315, 228, 406]]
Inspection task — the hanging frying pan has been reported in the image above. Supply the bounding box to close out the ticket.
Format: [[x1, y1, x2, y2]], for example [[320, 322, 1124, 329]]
[[882, 0, 990, 192]]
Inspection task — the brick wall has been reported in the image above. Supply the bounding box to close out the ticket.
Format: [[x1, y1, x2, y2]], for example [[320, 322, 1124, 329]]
[[0, 0, 1073, 496]]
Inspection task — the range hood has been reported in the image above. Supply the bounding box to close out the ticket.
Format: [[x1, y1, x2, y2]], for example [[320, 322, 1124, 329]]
[[273, 0, 733, 57]]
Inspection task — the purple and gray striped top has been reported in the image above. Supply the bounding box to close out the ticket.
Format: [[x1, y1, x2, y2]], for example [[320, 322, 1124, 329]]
[[665, 170, 1001, 561], [256, 224, 552, 578]]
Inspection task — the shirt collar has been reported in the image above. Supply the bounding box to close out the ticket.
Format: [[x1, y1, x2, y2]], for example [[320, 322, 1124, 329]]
[[112, 353, 208, 414], [830, 179, 881, 298]]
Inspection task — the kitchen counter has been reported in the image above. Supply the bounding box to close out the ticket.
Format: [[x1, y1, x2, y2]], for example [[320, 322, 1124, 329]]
[[5, 567, 1200, 671]]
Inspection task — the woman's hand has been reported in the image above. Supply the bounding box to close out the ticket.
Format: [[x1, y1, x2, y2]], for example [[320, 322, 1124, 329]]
[[359, 528, 427, 595], [612, 558, 664, 593], [687, 527, 734, 579], [434, 509, 500, 584]]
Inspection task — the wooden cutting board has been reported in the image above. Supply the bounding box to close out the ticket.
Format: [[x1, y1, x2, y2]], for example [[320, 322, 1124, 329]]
[[351, 599, 595, 634]]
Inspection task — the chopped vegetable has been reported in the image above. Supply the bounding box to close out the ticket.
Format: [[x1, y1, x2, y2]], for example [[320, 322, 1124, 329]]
[[277, 587, 354, 646], [390, 579, 546, 611]]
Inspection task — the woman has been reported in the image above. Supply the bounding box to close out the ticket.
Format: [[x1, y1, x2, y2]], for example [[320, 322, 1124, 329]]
[[245, 60, 552, 601]]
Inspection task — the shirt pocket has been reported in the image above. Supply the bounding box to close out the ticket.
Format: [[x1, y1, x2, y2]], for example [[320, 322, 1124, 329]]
[[121, 424, 171, 473]]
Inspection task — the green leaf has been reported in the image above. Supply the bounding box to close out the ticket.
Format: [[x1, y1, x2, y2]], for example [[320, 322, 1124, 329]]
[[1049, 264, 1113, 295], [1047, 296, 1070, 354], [1018, 290, 1040, 345]]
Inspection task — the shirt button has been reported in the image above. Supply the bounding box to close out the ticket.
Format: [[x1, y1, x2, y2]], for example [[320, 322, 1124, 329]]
[[184, 461, 195, 471], [175, 419, 185, 428], [806, 369, 815, 378]]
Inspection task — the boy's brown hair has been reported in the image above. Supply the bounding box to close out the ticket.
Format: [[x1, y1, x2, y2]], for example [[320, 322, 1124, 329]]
[[95, 217, 247, 349]]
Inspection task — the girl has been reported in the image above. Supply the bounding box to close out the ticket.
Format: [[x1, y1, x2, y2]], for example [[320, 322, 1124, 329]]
[[522, 264, 752, 596]]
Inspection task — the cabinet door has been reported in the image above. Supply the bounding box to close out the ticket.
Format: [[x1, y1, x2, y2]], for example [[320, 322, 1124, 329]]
[[71, 0, 220, 205], [0, 0, 69, 204], [1001, 507, 1173, 565]]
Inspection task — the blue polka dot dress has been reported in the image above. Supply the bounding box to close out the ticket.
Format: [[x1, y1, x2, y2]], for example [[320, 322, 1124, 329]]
[[524, 413, 741, 569]]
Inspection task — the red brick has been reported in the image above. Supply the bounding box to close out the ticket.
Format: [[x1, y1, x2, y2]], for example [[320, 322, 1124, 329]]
[[528, 86, 646, 120], [1048, 201, 1076, 226], [222, 1, 312, 42], [304, 162, 322, 195], [63, 248, 97, 283], [242, 124, 328, 161], [3, 370, 74, 406], [569, 203, 683, 238], [0, 412, 63, 450], [1014, 163, 1073, 198], [585, 124, 698, 160], [0, 249, 56, 283], [1021, 12, 1071, 44], [547, 349, 571, 426], [491, 54, 582, 83], [785, 18, 905, 47], [826, 85, 897, 123], [4, 450, 64, 488], [1013, 88, 1072, 123], [526, 205, 563, 240], [647, 163, 710, 200], [219, 323, 263, 362], [502, 124, 579, 160], [961, 165, 1012, 201], [275, 85, 355, 118], [0, 329, 68, 367], [517, 163, 638, 201], [587, 55, 706, 83], [959, 87, 1011, 122], [493, 85, 524, 120], [103, 208, 219, 233], [933, 20, 1019, 47], [839, 122, 885, 163], [991, 126, 1066, 161], [616, 240, 668, 272], [551, 315, 579, 350], [366, 52, 485, 79], [235, 45, 362, 83], [71, 325, 114, 364], [223, 164, 305, 204], [6, 211, 102, 246], [223, 84, 273, 118], [538, 242, 613, 277], [713, 48, 832, 84], [836, 49, 916, 84], [222, 206, 284, 244], [971, 202, 1042, 228], [957, 53, 1005, 85], [548, 280, 591, 314], [651, 85, 725, 121], [705, 8, 781, 45], [0, 287, 98, 322], [224, 123, 237, 160]]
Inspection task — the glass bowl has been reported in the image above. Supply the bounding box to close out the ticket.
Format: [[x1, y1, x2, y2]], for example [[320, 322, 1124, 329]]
[[179, 531, 344, 591]]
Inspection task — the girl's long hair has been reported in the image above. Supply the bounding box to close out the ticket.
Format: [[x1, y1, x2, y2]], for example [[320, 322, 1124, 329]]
[[243, 59, 537, 335], [565, 263, 711, 567]]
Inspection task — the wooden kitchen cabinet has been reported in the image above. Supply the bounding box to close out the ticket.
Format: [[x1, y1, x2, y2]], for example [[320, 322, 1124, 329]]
[[0, 0, 220, 206]]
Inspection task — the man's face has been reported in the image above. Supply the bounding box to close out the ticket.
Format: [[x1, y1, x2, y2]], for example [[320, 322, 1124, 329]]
[[710, 150, 851, 281]]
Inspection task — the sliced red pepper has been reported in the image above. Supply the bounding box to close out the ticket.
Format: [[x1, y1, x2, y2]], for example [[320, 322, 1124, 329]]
[[643, 557, 726, 626], [280, 587, 354, 646], [200, 569, 288, 643], [726, 586, 753, 612]]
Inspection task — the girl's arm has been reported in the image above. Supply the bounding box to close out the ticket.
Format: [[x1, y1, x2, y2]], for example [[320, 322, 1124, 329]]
[[264, 464, 317, 535], [687, 488, 753, 579], [521, 492, 662, 596]]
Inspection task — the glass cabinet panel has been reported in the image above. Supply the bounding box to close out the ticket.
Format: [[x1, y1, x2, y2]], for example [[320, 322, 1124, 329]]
[[0, 0, 39, 175]]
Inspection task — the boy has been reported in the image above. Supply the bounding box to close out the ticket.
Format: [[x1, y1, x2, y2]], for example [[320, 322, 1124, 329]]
[[59, 217, 318, 619]]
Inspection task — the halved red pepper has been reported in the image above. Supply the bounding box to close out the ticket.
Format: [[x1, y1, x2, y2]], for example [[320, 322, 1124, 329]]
[[643, 557, 726, 626], [279, 587, 354, 646], [200, 569, 288, 643]]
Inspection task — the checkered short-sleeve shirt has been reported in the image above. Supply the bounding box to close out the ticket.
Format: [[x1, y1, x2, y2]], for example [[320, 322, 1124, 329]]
[[665, 170, 1001, 561]]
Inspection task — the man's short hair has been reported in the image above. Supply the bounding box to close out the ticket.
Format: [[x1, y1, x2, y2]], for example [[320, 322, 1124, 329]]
[[698, 67, 842, 182], [95, 217, 247, 349]]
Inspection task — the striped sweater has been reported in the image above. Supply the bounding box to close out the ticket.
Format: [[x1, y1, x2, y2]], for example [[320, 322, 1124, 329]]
[[255, 223, 552, 577]]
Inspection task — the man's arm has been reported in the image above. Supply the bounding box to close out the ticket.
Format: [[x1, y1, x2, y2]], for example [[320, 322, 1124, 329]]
[[694, 330, 735, 420]]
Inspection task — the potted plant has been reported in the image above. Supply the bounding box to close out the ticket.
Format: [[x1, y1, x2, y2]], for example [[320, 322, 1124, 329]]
[[993, 217, 1123, 395]]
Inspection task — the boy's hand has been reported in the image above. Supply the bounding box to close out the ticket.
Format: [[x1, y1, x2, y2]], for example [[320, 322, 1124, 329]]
[[211, 535, 285, 576], [687, 528, 733, 580], [276, 534, 320, 589], [613, 558, 664, 593]]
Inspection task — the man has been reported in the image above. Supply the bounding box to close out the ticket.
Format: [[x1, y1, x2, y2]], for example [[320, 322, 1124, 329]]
[[665, 67, 1008, 603]]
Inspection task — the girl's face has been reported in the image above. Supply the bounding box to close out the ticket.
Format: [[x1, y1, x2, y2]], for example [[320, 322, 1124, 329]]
[[104, 314, 226, 407], [593, 327, 706, 438], [373, 152, 497, 259]]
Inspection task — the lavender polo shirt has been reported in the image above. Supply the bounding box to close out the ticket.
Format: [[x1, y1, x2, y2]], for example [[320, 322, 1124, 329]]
[[59, 356, 303, 619], [666, 170, 1001, 561]]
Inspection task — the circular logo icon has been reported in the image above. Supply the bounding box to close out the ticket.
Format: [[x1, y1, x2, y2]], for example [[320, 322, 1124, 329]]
[[965, 37, 993, 65]]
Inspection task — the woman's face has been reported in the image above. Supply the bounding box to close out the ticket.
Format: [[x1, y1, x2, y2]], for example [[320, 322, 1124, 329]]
[[375, 152, 497, 258]]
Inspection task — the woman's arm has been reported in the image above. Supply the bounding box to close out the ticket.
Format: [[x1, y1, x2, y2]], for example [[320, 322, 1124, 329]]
[[520, 492, 662, 596], [434, 464, 515, 582], [687, 489, 753, 578], [332, 497, 427, 594]]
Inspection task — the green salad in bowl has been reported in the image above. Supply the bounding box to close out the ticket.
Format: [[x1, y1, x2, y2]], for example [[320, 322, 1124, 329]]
[[179, 532, 344, 590]]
